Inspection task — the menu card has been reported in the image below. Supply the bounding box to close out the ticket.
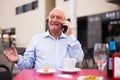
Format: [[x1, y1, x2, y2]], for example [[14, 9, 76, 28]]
[[112, 53, 120, 80], [114, 57, 120, 78]]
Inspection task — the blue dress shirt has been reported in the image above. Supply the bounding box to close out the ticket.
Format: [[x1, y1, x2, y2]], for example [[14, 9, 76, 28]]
[[16, 31, 84, 70]]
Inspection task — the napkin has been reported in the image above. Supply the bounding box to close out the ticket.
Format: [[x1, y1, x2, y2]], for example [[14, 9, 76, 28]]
[[114, 57, 120, 78], [57, 74, 72, 79]]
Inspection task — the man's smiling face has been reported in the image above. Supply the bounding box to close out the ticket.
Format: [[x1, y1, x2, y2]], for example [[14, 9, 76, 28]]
[[48, 8, 66, 33]]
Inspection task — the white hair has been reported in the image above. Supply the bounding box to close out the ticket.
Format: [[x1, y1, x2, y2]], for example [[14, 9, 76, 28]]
[[48, 7, 66, 20]]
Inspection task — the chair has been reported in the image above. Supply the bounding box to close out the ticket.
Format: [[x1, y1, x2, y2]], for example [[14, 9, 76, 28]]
[[82, 48, 97, 69], [16, 47, 26, 55], [0, 64, 12, 80]]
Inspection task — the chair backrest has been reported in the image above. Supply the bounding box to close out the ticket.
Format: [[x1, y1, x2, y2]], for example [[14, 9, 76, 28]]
[[0, 64, 12, 80], [16, 47, 26, 55]]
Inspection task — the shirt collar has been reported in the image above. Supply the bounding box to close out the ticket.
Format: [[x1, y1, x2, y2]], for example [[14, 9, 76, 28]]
[[44, 30, 67, 39]]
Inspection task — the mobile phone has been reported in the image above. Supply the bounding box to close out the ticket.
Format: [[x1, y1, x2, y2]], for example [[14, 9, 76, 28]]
[[63, 25, 68, 33]]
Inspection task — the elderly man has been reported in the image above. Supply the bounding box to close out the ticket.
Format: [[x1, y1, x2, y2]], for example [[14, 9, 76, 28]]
[[4, 8, 84, 70]]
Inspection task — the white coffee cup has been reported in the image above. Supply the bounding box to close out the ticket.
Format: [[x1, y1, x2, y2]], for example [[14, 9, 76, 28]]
[[63, 58, 77, 69]]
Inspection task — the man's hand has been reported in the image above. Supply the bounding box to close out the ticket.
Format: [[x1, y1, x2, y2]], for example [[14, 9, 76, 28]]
[[3, 45, 19, 63], [62, 21, 72, 35]]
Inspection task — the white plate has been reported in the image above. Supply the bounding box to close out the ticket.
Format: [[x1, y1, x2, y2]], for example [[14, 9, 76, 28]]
[[36, 68, 56, 74], [60, 68, 81, 73], [77, 76, 103, 80]]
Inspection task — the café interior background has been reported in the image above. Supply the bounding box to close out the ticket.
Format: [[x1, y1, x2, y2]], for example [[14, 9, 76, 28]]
[[0, 0, 120, 77]]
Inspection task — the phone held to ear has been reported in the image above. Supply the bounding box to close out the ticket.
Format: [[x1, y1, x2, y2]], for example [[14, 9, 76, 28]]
[[63, 24, 68, 33]]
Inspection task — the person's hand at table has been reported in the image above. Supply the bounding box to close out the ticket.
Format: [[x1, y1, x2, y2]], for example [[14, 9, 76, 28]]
[[3, 45, 19, 63]]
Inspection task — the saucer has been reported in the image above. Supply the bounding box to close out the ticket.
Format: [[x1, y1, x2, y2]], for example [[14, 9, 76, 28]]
[[36, 68, 56, 74], [60, 67, 81, 73]]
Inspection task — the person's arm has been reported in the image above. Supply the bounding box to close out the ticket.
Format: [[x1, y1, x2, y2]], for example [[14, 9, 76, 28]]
[[15, 37, 36, 69], [67, 34, 84, 62], [15, 51, 35, 69], [63, 21, 84, 62]]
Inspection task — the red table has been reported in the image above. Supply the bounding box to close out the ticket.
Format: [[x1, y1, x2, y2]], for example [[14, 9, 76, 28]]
[[13, 69, 111, 80]]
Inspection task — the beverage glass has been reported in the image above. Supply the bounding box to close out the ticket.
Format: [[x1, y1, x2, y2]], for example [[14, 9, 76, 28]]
[[94, 43, 108, 78]]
